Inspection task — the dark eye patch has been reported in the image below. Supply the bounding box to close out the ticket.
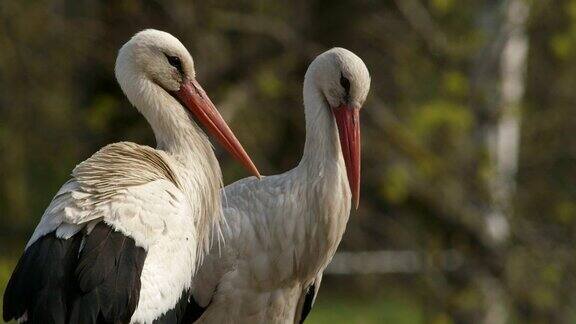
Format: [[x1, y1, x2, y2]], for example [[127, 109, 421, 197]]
[[340, 73, 350, 94], [165, 53, 184, 74]]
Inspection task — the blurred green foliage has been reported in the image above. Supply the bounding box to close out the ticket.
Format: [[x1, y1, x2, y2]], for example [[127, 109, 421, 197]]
[[0, 0, 575, 323]]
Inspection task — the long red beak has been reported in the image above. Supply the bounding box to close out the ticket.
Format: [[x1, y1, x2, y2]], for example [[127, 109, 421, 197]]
[[175, 79, 260, 178], [332, 105, 361, 209]]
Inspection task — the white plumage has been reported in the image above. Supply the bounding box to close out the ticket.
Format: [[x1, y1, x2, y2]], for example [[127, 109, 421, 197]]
[[3, 29, 259, 324], [191, 48, 371, 323]]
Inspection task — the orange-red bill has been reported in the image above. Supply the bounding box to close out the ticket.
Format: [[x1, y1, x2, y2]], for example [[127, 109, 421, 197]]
[[176, 79, 261, 178], [332, 105, 361, 209]]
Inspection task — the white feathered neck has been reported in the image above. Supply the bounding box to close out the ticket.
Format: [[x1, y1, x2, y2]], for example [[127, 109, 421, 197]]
[[115, 52, 223, 262], [298, 66, 346, 179]]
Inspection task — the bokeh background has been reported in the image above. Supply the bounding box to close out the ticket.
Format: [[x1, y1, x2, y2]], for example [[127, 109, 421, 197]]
[[0, 0, 574, 323]]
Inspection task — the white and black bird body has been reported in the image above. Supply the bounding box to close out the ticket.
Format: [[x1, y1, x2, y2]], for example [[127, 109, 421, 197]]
[[189, 48, 370, 323], [2, 29, 259, 324]]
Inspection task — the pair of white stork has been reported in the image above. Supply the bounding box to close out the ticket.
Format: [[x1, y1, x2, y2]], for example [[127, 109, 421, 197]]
[[3, 29, 370, 323]]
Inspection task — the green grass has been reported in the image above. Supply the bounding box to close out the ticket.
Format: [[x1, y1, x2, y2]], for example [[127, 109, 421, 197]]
[[307, 291, 423, 324]]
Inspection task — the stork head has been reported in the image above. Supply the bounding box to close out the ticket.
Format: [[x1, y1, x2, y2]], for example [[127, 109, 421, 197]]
[[306, 48, 371, 209], [115, 29, 260, 178]]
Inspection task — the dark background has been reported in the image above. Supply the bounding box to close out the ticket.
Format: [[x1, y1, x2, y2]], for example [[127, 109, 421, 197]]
[[1, 1, 574, 323]]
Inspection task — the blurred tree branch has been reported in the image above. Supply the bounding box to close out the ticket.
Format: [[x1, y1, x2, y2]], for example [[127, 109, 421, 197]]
[[393, 0, 449, 55]]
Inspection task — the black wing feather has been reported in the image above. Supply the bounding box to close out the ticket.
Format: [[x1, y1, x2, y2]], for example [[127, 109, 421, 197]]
[[75, 226, 116, 290], [181, 295, 208, 324], [68, 222, 147, 324], [299, 283, 317, 324], [3, 231, 82, 323]]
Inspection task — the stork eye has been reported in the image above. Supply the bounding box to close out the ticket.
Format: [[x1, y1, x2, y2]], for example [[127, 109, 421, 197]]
[[340, 73, 350, 94], [165, 54, 183, 74]]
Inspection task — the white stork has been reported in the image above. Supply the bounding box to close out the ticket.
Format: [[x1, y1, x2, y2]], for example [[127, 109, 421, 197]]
[[2, 29, 260, 324], [188, 48, 371, 323]]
